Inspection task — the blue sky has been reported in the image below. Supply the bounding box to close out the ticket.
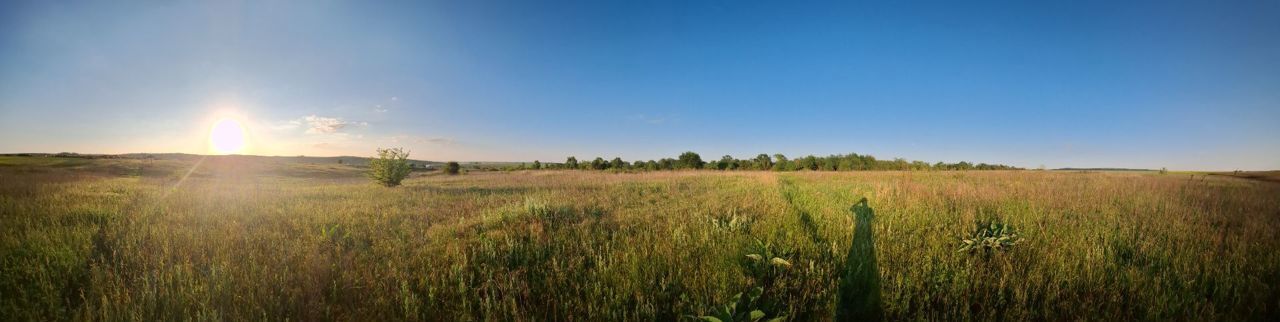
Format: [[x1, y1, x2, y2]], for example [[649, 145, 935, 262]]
[[1, 0, 1277, 170]]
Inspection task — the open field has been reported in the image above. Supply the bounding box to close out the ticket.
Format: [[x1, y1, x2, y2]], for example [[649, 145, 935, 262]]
[[2, 156, 1278, 320]]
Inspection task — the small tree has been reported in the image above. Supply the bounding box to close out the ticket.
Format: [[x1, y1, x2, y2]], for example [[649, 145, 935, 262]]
[[532, 160, 542, 169], [610, 157, 626, 170], [565, 156, 579, 169], [444, 161, 461, 175], [368, 148, 412, 187]]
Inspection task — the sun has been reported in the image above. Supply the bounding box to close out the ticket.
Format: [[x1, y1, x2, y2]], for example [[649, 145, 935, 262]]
[[209, 118, 247, 154]]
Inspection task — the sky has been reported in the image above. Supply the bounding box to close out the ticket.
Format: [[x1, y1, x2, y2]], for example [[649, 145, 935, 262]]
[[1, 0, 1277, 170]]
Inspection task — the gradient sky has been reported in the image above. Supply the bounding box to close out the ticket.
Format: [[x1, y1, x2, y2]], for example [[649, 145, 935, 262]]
[[1, 0, 1277, 170]]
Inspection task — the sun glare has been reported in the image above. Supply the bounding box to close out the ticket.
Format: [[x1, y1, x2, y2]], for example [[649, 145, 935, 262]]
[[209, 118, 247, 154]]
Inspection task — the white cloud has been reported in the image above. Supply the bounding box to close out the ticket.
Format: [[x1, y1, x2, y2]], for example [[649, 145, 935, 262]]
[[303, 115, 361, 134]]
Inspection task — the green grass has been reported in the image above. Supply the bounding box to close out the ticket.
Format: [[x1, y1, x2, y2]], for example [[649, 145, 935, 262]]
[[2, 156, 1278, 320]]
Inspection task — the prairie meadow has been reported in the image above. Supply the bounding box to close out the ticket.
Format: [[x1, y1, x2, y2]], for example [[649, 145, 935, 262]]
[[2, 156, 1277, 320]]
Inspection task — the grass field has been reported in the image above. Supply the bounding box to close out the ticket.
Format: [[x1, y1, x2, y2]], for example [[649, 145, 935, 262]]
[[2, 156, 1278, 320]]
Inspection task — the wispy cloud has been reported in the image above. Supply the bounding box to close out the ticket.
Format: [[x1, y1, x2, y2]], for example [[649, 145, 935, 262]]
[[303, 115, 365, 134]]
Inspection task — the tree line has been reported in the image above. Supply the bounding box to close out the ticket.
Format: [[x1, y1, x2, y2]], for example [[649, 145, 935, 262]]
[[507, 151, 1020, 172]]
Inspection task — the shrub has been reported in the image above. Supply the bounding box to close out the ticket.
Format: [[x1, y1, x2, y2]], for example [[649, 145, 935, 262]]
[[368, 148, 411, 187], [957, 221, 1022, 254], [444, 161, 461, 175], [689, 241, 791, 322], [689, 286, 787, 322]]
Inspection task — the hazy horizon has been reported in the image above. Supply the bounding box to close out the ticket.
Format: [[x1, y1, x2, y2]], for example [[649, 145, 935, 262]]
[[2, 1, 1278, 170]]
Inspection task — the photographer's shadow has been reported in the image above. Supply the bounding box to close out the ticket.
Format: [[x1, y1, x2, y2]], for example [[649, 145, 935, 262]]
[[838, 197, 884, 321]]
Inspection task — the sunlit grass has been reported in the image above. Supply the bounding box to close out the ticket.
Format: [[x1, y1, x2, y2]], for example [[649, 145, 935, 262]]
[[1, 156, 1277, 320]]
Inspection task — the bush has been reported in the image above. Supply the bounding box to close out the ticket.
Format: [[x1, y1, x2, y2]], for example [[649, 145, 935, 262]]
[[444, 161, 461, 175], [957, 220, 1022, 254], [368, 148, 411, 187]]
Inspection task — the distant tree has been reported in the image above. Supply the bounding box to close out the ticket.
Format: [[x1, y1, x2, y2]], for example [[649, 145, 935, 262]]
[[337, 159, 344, 165], [659, 158, 675, 170], [368, 148, 412, 186], [892, 158, 909, 171], [772, 154, 790, 171], [611, 157, 626, 170], [591, 157, 608, 170], [714, 155, 733, 170], [1159, 167, 1168, 175], [444, 161, 461, 175], [646, 160, 660, 171], [819, 156, 837, 171], [797, 155, 819, 171], [677, 151, 705, 169], [565, 156, 579, 169], [632, 160, 646, 170], [752, 154, 772, 170], [532, 160, 542, 169], [911, 161, 930, 171]]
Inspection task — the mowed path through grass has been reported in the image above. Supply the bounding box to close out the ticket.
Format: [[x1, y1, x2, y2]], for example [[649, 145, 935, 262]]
[[2, 156, 1278, 320]]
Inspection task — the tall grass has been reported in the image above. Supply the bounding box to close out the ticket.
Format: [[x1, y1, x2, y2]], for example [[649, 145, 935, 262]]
[[2, 157, 1277, 320]]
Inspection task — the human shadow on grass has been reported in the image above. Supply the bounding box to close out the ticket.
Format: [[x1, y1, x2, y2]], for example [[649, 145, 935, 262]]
[[837, 197, 884, 321]]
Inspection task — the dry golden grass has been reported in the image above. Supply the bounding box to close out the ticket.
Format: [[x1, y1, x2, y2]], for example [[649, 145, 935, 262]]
[[2, 156, 1278, 320]]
